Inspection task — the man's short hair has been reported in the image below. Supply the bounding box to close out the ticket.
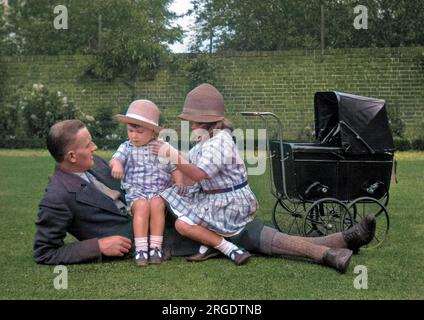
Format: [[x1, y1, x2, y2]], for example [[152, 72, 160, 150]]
[[47, 120, 86, 162]]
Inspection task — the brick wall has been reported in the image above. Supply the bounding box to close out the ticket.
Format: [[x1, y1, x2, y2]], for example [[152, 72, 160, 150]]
[[1, 47, 423, 140]]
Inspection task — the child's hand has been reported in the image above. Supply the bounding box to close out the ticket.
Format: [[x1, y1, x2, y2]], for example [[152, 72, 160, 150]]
[[112, 167, 124, 180], [110, 160, 124, 180]]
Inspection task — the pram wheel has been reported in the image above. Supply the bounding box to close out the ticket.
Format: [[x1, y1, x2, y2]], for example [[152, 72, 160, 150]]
[[303, 198, 353, 237], [348, 197, 390, 249], [272, 197, 304, 235]]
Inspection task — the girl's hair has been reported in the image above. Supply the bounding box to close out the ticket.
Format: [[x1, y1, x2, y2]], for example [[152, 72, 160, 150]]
[[197, 118, 233, 137]]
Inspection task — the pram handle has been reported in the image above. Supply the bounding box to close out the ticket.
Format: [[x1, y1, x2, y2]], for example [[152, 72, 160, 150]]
[[241, 111, 292, 201], [241, 111, 277, 117]]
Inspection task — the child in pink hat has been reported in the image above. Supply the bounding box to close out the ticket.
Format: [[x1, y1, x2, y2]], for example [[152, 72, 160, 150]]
[[110, 99, 183, 267]]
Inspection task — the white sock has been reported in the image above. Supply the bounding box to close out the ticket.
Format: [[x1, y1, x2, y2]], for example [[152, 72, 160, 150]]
[[134, 237, 148, 252], [149, 235, 163, 250], [198, 245, 209, 254], [214, 239, 239, 257]]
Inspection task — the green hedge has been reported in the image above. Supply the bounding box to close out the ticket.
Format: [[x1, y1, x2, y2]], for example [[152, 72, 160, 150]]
[[393, 138, 424, 151], [2, 137, 424, 151]]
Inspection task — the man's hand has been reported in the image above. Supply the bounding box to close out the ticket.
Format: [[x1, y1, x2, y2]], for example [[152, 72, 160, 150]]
[[98, 236, 132, 257], [109, 159, 124, 180]]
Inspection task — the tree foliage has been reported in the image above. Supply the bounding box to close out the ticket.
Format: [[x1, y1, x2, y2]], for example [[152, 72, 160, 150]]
[[190, 0, 424, 52], [1, 0, 181, 56], [83, 0, 181, 96], [0, 1, 182, 98]]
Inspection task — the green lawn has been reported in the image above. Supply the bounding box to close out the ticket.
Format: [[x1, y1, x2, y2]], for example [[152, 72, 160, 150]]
[[0, 150, 423, 299]]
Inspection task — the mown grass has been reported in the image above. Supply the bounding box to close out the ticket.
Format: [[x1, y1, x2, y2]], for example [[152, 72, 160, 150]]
[[0, 150, 423, 300]]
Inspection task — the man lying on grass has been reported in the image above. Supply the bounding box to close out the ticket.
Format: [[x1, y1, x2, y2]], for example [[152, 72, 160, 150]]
[[34, 119, 376, 273], [33, 119, 198, 265]]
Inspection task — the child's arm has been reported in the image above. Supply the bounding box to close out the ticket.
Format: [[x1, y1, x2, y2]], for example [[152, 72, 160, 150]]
[[109, 159, 125, 180], [110, 142, 129, 180]]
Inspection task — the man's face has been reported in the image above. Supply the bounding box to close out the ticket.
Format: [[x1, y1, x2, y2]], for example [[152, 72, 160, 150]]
[[66, 127, 97, 172]]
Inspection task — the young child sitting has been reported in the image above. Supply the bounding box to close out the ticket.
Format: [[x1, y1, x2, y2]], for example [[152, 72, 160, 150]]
[[109, 100, 182, 267]]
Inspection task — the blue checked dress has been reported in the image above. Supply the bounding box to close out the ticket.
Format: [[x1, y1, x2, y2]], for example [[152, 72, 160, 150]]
[[161, 129, 258, 236], [112, 140, 175, 205]]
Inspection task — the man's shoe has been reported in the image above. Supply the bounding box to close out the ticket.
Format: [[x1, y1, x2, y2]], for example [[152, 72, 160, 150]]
[[186, 247, 220, 262], [134, 250, 149, 267], [229, 248, 251, 266], [322, 248, 353, 273], [149, 247, 163, 265], [342, 214, 376, 253]]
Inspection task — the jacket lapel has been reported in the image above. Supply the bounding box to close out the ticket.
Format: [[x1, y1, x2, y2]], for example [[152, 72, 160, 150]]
[[76, 183, 122, 215], [56, 167, 122, 215], [88, 169, 126, 204]]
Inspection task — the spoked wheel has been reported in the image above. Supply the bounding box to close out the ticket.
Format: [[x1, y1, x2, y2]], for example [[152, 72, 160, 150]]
[[303, 198, 353, 237], [272, 197, 305, 235], [348, 197, 390, 249], [379, 185, 389, 209]]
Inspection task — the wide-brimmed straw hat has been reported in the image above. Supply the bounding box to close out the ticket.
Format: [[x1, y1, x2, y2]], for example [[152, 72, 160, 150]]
[[178, 83, 225, 123], [115, 100, 163, 132]]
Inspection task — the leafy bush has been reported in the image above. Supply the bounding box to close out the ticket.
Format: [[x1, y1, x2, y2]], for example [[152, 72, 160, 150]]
[[81, 107, 124, 150], [83, 107, 118, 139], [0, 103, 19, 138], [184, 54, 218, 89], [19, 84, 80, 138], [393, 137, 411, 151], [0, 138, 46, 149], [411, 139, 424, 150]]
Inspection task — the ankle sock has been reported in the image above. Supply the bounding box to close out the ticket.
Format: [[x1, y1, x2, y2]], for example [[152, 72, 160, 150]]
[[214, 239, 239, 257], [134, 237, 148, 253], [149, 235, 163, 250]]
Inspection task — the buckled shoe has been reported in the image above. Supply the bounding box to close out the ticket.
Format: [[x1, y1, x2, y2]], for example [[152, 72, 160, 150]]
[[186, 247, 220, 262], [229, 248, 251, 266], [149, 247, 163, 265], [134, 250, 149, 267]]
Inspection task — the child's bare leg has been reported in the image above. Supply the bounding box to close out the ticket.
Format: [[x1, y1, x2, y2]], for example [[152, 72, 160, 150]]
[[148, 197, 166, 263], [149, 196, 165, 237], [132, 199, 150, 237], [175, 219, 251, 265], [175, 219, 222, 247], [132, 199, 150, 266]]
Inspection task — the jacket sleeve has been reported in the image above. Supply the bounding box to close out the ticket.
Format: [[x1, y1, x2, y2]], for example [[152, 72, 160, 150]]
[[33, 192, 102, 265]]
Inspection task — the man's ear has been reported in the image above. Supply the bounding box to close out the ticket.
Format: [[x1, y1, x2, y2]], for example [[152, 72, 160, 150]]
[[65, 150, 77, 163]]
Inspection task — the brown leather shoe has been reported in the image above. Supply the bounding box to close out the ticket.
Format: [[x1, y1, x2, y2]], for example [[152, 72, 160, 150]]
[[229, 249, 251, 266], [342, 215, 376, 253], [322, 248, 353, 273], [186, 247, 221, 262]]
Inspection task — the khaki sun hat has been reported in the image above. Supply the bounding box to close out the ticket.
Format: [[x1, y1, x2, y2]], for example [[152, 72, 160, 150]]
[[115, 99, 163, 132], [178, 83, 225, 123]]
